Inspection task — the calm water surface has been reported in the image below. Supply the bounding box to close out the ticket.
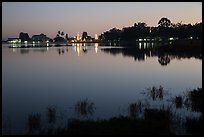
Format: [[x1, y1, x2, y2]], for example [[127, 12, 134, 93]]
[[2, 43, 202, 134]]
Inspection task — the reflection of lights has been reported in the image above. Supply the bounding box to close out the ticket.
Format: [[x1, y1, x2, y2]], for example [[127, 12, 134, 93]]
[[76, 43, 81, 56], [12, 48, 17, 53], [76, 46, 80, 56], [139, 43, 142, 49], [32, 41, 35, 46], [152, 42, 154, 46], [94, 43, 98, 47], [74, 45, 77, 51], [169, 37, 174, 40], [147, 42, 150, 47], [144, 43, 146, 49], [94, 43, 98, 53], [83, 45, 87, 51], [95, 47, 98, 53]]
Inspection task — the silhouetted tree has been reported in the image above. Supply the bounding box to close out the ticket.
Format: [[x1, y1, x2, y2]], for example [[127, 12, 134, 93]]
[[54, 36, 66, 43], [61, 31, 64, 36], [65, 33, 69, 40], [82, 32, 88, 40], [158, 17, 171, 28], [19, 32, 30, 42], [157, 18, 172, 40], [54, 31, 66, 42], [120, 22, 150, 41], [99, 17, 202, 43], [100, 28, 121, 42]]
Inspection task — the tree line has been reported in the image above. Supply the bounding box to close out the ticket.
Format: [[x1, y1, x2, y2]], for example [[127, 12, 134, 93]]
[[99, 17, 202, 42]]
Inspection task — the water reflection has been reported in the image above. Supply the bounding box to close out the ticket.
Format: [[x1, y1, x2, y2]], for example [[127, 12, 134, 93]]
[[71, 43, 99, 55], [82, 46, 88, 53], [101, 43, 202, 66], [158, 55, 171, 66], [11, 42, 202, 64], [20, 48, 29, 54], [101, 46, 157, 62], [94, 43, 98, 53], [76, 44, 81, 56], [2, 42, 202, 135], [141, 85, 169, 101], [12, 47, 50, 54], [57, 48, 67, 55], [21, 87, 202, 135]]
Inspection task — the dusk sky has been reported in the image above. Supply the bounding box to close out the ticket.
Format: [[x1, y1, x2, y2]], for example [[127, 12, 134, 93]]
[[2, 2, 202, 41]]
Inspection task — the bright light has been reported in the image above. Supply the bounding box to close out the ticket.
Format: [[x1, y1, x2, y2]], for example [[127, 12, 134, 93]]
[[76, 44, 80, 56], [169, 37, 174, 40], [76, 33, 80, 41], [95, 34, 98, 40], [94, 43, 98, 53]]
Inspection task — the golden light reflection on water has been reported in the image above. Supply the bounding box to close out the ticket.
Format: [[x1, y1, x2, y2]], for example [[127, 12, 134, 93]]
[[76, 43, 80, 56], [72, 43, 99, 55], [94, 43, 98, 53]]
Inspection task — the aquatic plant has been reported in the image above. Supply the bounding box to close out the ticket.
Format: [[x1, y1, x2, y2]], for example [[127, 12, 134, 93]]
[[75, 98, 96, 117], [128, 101, 143, 118], [142, 85, 168, 101], [27, 113, 41, 133], [188, 88, 202, 112], [47, 105, 56, 124]]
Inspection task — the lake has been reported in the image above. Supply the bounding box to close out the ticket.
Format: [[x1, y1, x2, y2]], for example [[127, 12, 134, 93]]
[[2, 42, 202, 134]]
